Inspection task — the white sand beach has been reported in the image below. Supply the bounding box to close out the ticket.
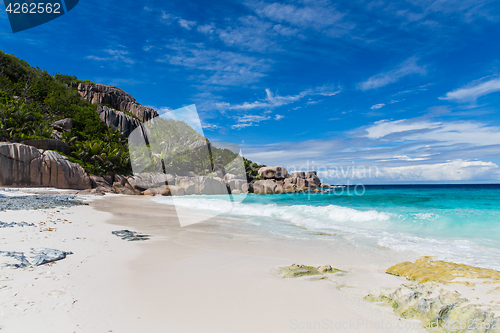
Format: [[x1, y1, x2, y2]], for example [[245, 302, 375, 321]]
[[1, 192, 499, 333]]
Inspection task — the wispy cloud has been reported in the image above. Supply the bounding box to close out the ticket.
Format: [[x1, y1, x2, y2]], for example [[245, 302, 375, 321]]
[[197, 23, 216, 34], [243, 115, 500, 183], [217, 85, 340, 111], [158, 42, 271, 86], [86, 49, 135, 65], [250, 1, 351, 35], [374, 160, 500, 182], [231, 113, 271, 129], [178, 19, 196, 30], [362, 118, 500, 146], [216, 16, 277, 52], [370, 103, 385, 109], [440, 77, 500, 102], [358, 57, 427, 90]]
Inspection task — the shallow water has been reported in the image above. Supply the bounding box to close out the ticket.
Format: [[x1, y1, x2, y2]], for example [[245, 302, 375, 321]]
[[152, 184, 500, 270]]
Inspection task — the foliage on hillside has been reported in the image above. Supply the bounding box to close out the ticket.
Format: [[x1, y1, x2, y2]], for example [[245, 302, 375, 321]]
[[0, 50, 262, 180], [0, 50, 130, 175]]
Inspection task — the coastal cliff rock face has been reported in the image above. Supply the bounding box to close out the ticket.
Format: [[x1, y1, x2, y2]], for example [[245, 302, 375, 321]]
[[0, 142, 91, 190], [51, 118, 72, 132], [97, 105, 147, 138], [74, 83, 158, 122], [21, 139, 71, 156]]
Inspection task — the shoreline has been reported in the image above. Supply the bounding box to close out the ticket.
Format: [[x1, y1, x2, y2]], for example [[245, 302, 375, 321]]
[[1, 191, 499, 332]]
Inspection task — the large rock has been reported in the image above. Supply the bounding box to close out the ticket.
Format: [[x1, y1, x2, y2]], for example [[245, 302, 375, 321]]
[[177, 177, 196, 195], [126, 173, 173, 191], [74, 83, 158, 122], [228, 179, 246, 193], [306, 171, 317, 178], [97, 105, 148, 138], [253, 180, 277, 195], [195, 176, 228, 195], [284, 183, 298, 193], [0, 142, 91, 189], [51, 118, 72, 132], [285, 177, 310, 188], [22, 139, 71, 155], [290, 171, 306, 179], [258, 166, 289, 180], [306, 175, 321, 186]]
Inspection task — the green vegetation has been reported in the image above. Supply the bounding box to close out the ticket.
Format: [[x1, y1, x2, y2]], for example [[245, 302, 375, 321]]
[[244, 157, 262, 182], [0, 50, 261, 179], [0, 50, 130, 175]]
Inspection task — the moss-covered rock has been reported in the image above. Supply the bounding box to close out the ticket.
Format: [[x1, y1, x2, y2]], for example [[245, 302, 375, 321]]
[[366, 283, 500, 333], [387, 257, 500, 285], [276, 264, 345, 278]]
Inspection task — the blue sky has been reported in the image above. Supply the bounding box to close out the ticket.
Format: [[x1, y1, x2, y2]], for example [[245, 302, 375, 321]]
[[2, 0, 500, 183]]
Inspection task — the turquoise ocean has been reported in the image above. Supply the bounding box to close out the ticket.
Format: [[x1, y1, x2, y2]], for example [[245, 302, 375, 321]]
[[153, 185, 500, 270]]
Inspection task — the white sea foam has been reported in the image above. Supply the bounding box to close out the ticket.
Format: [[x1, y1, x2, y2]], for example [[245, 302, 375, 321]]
[[152, 195, 392, 225], [151, 195, 500, 270]]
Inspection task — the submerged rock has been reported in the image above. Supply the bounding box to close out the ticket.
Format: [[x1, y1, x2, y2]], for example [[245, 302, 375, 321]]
[[276, 264, 345, 278], [112, 230, 150, 241]]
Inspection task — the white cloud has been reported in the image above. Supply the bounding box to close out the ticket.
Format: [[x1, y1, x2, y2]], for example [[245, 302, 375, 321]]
[[231, 113, 271, 129], [197, 23, 216, 34], [252, 2, 346, 31], [86, 49, 135, 65], [202, 124, 219, 130], [358, 57, 427, 90], [217, 85, 340, 111], [216, 16, 277, 52], [370, 103, 385, 109], [376, 160, 500, 182], [363, 119, 500, 146], [241, 114, 500, 183], [160, 11, 174, 23], [440, 77, 500, 103], [275, 114, 285, 120], [178, 19, 196, 30], [159, 43, 270, 86]]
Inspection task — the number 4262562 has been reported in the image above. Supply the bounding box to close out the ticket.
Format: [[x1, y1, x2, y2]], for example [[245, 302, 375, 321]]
[[5, 2, 62, 14]]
